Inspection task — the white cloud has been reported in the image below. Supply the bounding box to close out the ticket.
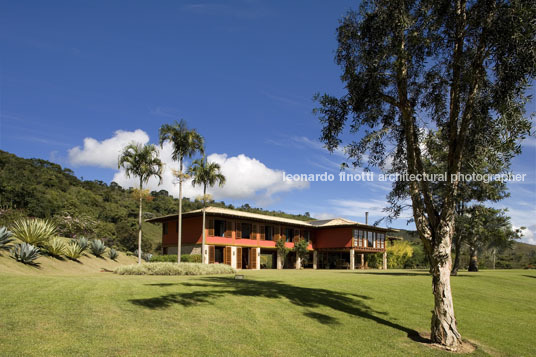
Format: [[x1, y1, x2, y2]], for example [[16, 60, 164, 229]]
[[70, 129, 309, 203], [519, 224, 536, 245], [68, 129, 149, 168]]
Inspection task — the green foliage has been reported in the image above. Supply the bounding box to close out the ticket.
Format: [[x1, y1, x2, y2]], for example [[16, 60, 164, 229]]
[[385, 241, 414, 269], [150, 254, 202, 263], [114, 262, 236, 276], [11, 242, 40, 264], [293, 239, 309, 266], [45, 238, 66, 258], [0, 226, 14, 251], [75, 237, 89, 252], [64, 241, 84, 261], [11, 218, 56, 247], [275, 238, 290, 268], [108, 248, 118, 260], [89, 239, 106, 257], [53, 212, 96, 238], [141, 252, 153, 262]]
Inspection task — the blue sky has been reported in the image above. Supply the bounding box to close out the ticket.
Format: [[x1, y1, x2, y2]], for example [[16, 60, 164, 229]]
[[1, 1, 535, 242]]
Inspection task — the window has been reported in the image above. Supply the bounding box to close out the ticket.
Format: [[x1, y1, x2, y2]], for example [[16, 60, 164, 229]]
[[285, 228, 293, 242], [163, 222, 168, 235], [264, 226, 273, 241], [367, 231, 374, 248], [378, 233, 385, 248], [303, 230, 310, 242], [241, 223, 252, 239], [214, 220, 227, 237], [353, 229, 365, 247]]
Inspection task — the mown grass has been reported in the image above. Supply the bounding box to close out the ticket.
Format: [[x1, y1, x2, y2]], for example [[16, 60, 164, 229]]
[[0, 262, 534, 356]]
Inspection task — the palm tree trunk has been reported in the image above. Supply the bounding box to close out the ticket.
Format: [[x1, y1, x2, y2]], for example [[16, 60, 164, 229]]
[[138, 180, 143, 265], [468, 245, 478, 272], [177, 158, 183, 263], [201, 185, 207, 264]]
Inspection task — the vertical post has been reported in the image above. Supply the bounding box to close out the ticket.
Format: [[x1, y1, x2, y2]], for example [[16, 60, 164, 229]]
[[296, 255, 301, 269], [277, 252, 282, 270], [383, 251, 387, 270], [256, 248, 261, 270], [231, 247, 237, 269], [361, 254, 365, 269], [313, 251, 318, 270], [350, 249, 355, 270]]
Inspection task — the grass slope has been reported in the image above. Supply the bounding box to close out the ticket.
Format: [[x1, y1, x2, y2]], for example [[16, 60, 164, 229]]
[[0, 260, 534, 356]]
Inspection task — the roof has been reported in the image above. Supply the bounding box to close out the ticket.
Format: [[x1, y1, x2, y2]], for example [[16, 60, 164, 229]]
[[147, 206, 398, 232]]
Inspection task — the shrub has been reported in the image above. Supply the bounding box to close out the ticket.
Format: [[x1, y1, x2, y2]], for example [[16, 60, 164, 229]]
[[64, 241, 84, 260], [114, 262, 236, 276], [142, 252, 153, 262], [0, 227, 14, 251], [45, 237, 66, 257], [108, 248, 119, 260], [75, 237, 89, 252], [11, 218, 56, 247], [89, 239, 106, 257], [11, 243, 40, 264], [150, 254, 202, 263]]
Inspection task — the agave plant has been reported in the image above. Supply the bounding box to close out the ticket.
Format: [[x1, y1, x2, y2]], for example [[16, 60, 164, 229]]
[[64, 241, 84, 260], [11, 218, 56, 247], [75, 237, 89, 252], [0, 227, 14, 251], [142, 252, 153, 262], [108, 248, 118, 260], [11, 243, 40, 264], [89, 239, 106, 257], [45, 237, 66, 257]]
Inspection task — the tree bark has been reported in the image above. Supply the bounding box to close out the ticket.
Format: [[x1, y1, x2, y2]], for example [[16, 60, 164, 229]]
[[429, 226, 463, 349], [451, 236, 462, 276], [201, 185, 207, 264], [177, 158, 183, 263], [468, 246, 478, 272], [138, 180, 143, 265]]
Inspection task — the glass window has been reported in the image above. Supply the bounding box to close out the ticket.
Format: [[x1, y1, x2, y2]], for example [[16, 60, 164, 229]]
[[163, 222, 168, 235], [264, 226, 273, 241], [241, 223, 252, 239], [285, 228, 293, 242], [214, 220, 227, 237], [367, 231, 374, 247], [303, 230, 310, 242]]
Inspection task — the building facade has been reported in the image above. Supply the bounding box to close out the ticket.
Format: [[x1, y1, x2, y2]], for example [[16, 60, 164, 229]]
[[147, 206, 397, 270]]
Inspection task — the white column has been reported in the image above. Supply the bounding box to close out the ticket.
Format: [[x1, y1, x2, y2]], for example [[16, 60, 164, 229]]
[[231, 247, 237, 269], [256, 248, 261, 270], [383, 251, 387, 270], [350, 249, 355, 270], [296, 255, 301, 270], [203, 245, 209, 264], [277, 251, 282, 269], [361, 254, 365, 269], [313, 251, 318, 270]]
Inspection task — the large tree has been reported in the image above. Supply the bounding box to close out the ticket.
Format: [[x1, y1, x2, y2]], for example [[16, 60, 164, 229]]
[[159, 120, 204, 263], [315, 0, 535, 350], [118, 143, 163, 264], [188, 157, 225, 264]]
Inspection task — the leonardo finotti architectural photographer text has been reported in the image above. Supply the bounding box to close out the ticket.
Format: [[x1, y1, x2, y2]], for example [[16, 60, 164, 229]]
[[282, 171, 527, 183]]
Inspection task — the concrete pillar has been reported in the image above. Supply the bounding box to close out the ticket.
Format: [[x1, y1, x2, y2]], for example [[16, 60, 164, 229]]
[[277, 251, 282, 269], [296, 255, 301, 269], [350, 249, 355, 270], [256, 248, 261, 270], [360, 254, 365, 269], [383, 251, 387, 270], [231, 246, 237, 269], [202, 245, 209, 264], [313, 251, 318, 270]]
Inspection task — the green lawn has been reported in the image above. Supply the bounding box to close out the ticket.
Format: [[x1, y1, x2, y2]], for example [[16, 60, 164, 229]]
[[0, 266, 534, 356]]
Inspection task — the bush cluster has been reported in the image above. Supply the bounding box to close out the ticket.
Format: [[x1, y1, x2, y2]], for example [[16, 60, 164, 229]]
[[114, 262, 235, 276], [150, 254, 202, 263]]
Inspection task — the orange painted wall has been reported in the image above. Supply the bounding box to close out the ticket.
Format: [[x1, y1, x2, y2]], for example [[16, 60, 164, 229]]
[[312, 227, 352, 249], [162, 216, 203, 246]]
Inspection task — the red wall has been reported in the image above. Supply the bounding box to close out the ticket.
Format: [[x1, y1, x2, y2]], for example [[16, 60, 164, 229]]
[[313, 227, 352, 249], [162, 216, 203, 246]]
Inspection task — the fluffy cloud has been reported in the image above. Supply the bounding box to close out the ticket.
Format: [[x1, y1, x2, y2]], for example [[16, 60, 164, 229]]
[[68, 129, 149, 168], [68, 129, 309, 202]]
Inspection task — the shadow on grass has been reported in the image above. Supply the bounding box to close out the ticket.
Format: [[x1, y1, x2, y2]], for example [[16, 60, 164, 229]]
[[129, 277, 427, 343], [522, 274, 536, 279]]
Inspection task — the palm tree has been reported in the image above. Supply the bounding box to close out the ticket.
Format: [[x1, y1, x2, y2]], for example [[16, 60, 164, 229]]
[[159, 120, 204, 263], [188, 157, 225, 264], [118, 143, 163, 264]]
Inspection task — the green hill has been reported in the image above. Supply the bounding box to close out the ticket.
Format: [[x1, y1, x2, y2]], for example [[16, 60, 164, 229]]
[[0, 150, 312, 253]]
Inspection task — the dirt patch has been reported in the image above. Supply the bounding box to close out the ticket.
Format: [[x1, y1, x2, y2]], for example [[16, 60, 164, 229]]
[[415, 332, 477, 354]]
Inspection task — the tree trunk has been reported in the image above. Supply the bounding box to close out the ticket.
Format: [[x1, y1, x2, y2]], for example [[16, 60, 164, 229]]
[[429, 228, 462, 350], [138, 181, 143, 265], [201, 185, 207, 264], [451, 236, 462, 276], [468, 246, 478, 272], [177, 158, 183, 263]]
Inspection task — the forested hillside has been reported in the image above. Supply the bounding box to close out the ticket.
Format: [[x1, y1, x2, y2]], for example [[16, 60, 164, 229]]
[[0, 150, 312, 253]]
